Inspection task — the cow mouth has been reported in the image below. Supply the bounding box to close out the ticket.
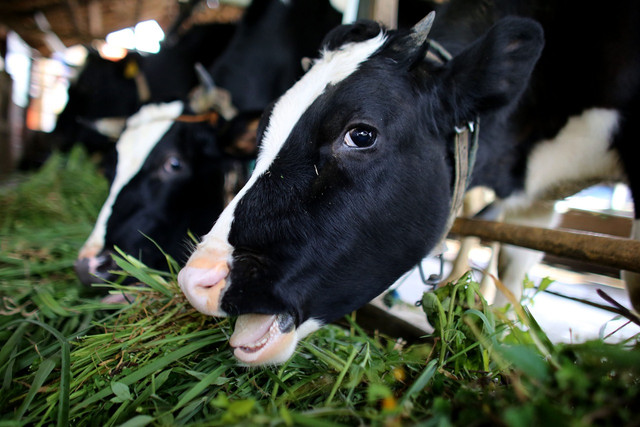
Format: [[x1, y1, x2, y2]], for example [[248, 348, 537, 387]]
[[229, 313, 297, 365]]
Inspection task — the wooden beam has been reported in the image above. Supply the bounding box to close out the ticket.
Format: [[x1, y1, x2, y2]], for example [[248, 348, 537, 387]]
[[134, 0, 143, 25], [373, 0, 398, 29], [450, 218, 640, 274], [87, 0, 102, 37], [65, 0, 84, 39]]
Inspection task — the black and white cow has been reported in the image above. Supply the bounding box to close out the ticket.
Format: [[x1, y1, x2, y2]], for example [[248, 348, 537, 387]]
[[74, 101, 230, 287], [52, 23, 237, 155], [179, 0, 640, 365], [74, 0, 344, 286]]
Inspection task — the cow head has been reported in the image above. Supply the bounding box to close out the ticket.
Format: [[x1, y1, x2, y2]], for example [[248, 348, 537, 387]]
[[75, 101, 229, 286], [179, 14, 544, 365]]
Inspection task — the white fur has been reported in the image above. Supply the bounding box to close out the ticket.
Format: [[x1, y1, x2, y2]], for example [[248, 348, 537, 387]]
[[505, 108, 623, 210], [79, 101, 184, 258], [270, 318, 322, 365], [195, 32, 388, 256], [93, 117, 127, 139], [296, 318, 323, 340], [494, 108, 624, 306]]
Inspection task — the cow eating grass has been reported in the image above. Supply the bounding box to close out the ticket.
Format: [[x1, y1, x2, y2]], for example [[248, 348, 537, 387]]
[[179, 0, 640, 366], [74, 101, 230, 287], [74, 0, 344, 290]]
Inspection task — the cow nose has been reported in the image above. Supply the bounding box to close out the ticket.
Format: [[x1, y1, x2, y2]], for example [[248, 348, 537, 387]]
[[178, 254, 230, 317], [74, 252, 117, 286]]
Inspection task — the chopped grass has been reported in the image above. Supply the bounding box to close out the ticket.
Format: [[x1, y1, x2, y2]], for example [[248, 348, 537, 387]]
[[1, 147, 639, 425]]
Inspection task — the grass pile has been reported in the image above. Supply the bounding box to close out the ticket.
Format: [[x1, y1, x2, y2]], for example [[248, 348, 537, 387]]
[[1, 148, 640, 426]]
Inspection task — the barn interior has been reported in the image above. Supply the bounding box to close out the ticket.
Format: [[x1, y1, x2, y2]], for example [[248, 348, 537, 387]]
[[0, 0, 246, 173], [1, 0, 639, 424], [0, 0, 638, 343]]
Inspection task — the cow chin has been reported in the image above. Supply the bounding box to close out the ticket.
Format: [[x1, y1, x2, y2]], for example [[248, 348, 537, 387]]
[[230, 314, 322, 366]]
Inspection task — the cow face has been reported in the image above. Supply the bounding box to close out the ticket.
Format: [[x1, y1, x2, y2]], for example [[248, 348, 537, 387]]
[[179, 15, 544, 365], [75, 101, 227, 286]]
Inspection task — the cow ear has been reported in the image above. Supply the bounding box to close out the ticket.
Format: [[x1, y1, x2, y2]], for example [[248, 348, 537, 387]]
[[77, 117, 127, 140], [441, 17, 544, 120]]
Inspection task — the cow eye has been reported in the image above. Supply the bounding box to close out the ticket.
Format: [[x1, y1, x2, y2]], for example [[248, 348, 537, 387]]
[[344, 127, 377, 148], [163, 156, 183, 174]]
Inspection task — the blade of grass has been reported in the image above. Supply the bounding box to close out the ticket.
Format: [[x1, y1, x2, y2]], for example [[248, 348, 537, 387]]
[[116, 415, 154, 427], [0, 322, 28, 378], [16, 358, 56, 419], [19, 319, 72, 427], [74, 335, 218, 410], [325, 345, 361, 405], [111, 253, 172, 297], [171, 365, 226, 412], [398, 359, 438, 407]]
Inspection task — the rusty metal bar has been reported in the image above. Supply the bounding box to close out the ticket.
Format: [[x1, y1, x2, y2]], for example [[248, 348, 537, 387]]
[[450, 217, 640, 274]]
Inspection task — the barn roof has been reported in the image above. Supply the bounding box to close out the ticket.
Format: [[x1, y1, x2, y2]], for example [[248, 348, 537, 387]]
[[0, 0, 245, 57]]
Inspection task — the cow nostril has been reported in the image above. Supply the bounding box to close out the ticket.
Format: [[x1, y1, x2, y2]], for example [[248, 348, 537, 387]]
[[198, 282, 217, 289], [95, 253, 115, 274], [74, 252, 117, 286], [74, 258, 92, 284], [178, 264, 230, 316]]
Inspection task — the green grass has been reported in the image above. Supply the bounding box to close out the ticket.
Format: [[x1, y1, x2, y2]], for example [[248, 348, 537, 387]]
[[1, 148, 639, 426]]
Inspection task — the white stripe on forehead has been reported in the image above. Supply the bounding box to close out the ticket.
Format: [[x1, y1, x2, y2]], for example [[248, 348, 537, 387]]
[[79, 101, 184, 259], [196, 32, 387, 256], [255, 31, 387, 177]]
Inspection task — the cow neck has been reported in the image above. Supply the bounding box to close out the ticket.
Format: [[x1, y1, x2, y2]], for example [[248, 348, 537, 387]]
[[426, 39, 480, 256]]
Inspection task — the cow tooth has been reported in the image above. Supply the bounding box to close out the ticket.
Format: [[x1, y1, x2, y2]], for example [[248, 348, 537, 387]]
[[236, 313, 295, 353], [239, 319, 280, 352]]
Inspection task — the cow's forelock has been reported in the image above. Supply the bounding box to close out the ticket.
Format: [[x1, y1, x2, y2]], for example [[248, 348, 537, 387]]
[[79, 101, 184, 259]]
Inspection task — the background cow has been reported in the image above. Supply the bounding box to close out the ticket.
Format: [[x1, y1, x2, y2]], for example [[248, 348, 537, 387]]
[[52, 23, 237, 158], [179, 0, 640, 365], [74, 0, 344, 287]]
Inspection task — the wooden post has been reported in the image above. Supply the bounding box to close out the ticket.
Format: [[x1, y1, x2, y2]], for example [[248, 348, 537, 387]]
[[373, 0, 398, 29], [450, 218, 640, 273]]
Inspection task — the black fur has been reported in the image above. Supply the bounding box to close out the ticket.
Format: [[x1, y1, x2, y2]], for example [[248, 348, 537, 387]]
[[210, 0, 341, 113], [98, 108, 228, 277], [217, 0, 640, 326], [76, 0, 344, 285]]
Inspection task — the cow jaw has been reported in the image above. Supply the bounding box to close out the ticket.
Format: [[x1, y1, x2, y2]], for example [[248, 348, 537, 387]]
[[230, 313, 297, 365], [230, 315, 322, 365]]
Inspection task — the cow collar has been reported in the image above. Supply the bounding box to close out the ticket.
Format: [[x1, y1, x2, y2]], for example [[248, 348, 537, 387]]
[[175, 111, 220, 125], [426, 39, 481, 256]]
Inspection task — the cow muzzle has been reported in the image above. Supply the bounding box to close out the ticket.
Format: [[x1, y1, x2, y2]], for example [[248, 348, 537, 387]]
[[74, 251, 118, 286], [179, 249, 306, 365], [178, 250, 230, 317]]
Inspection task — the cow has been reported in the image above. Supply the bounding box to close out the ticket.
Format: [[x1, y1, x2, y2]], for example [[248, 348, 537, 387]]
[[52, 23, 237, 156], [178, 0, 640, 366], [74, 0, 344, 287], [73, 101, 232, 288]]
